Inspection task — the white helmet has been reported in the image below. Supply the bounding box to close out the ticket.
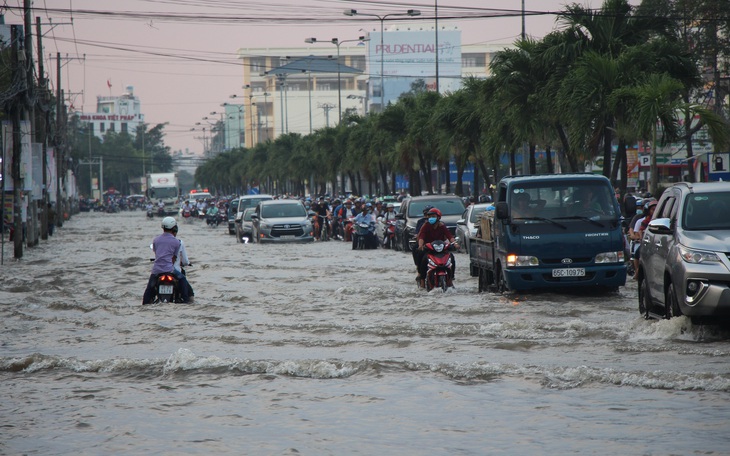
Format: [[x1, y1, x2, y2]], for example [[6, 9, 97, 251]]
[[161, 216, 177, 230]]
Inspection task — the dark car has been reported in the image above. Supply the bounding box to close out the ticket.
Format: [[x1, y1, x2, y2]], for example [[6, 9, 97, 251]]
[[637, 182, 730, 323], [394, 195, 466, 252], [227, 197, 240, 235]]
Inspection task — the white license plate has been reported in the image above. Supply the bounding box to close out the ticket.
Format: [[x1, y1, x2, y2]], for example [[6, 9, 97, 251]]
[[280, 235, 295, 239], [552, 268, 585, 278], [159, 285, 174, 294]]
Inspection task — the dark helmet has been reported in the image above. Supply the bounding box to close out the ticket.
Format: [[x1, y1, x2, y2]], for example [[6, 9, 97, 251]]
[[422, 204, 434, 215]]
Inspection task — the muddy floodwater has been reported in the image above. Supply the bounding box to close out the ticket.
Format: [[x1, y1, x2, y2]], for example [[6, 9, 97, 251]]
[[2, 211, 729, 455]]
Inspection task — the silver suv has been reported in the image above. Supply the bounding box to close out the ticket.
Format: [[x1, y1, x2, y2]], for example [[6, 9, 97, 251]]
[[251, 200, 314, 243], [637, 182, 730, 323]]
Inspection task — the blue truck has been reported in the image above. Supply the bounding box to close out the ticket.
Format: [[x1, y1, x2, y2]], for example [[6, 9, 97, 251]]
[[470, 174, 627, 292]]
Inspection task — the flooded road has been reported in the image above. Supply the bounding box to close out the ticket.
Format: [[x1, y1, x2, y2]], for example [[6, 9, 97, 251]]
[[2, 211, 729, 455]]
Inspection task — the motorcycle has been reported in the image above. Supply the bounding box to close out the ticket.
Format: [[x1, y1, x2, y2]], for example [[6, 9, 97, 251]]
[[382, 219, 397, 249], [205, 209, 220, 227], [146, 247, 191, 304], [156, 206, 165, 217], [423, 239, 456, 292], [182, 208, 194, 223], [352, 221, 377, 250], [150, 272, 180, 304], [146, 206, 155, 219], [342, 217, 355, 242]]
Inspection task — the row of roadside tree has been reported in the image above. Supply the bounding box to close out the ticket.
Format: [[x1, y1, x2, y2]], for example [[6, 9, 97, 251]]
[[196, 0, 730, 199]]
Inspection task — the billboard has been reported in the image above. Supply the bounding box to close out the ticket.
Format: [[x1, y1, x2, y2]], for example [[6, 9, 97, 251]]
[[369, 29, 462, 107]]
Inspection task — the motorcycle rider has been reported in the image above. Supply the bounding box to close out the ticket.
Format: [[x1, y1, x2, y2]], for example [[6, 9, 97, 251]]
[[353, 202, 378, 249], [379, 203, 398, 247], [142, 217, 191, 304], [181, 199, 194, 214], [415, 208, 459, 288], [411, 205, 434, 268], [312, 200, 330, 240], [381, 203, 398, 222], [145, 200, 154, 218], [337, 199, 358, 242], [171, 224, 195, 302]]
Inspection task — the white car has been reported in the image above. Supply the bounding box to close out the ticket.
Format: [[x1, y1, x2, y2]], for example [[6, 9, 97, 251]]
[[455, 203, 492, 254]]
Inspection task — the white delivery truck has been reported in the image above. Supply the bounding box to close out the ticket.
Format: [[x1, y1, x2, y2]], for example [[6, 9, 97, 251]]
[[146, 172, 180, 216]]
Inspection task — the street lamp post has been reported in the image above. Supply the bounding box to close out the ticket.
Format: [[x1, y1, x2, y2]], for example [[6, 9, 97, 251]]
[[262, 92, 270, 140], [344, 8, 420, 113], [304, 36, 368, 123], [210, 111, 225, 150], [221, 102, 244, 148]]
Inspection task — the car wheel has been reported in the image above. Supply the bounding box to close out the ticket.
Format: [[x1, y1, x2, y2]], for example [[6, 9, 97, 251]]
[[665, 282, 682, 319], [477, 266, 486, 292], [638, 275, 651, 319], [495, 263, 508, 293]]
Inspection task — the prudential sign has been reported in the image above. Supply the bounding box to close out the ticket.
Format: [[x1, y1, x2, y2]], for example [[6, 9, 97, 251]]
[[369, 29, 462, 107]]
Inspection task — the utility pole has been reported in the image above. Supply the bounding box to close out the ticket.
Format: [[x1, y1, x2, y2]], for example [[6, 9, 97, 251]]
[[36, 16, 49, 240], [24, 0, 39, 247], [50, 53, 82, 228], [10, 25, 25, 258], [318, 103, 336, 127], [55, 52, 64, 229]]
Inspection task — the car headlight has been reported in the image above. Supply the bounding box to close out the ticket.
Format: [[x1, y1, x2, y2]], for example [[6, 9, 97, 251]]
[[595, 251, 624, 263], [260, 222, 271, 229], [506, 254, 539, 267], [678, 245, 721, 264]]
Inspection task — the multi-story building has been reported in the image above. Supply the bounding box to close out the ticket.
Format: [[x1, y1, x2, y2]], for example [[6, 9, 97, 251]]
[[235, 27, 510, 147], [75, 86, 145, 141]]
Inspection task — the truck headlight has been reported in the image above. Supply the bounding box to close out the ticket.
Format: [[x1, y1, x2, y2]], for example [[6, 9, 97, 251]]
[[506, 254, 539, 267], [595, 251, 624, 263], [678, 245, 721, 264]]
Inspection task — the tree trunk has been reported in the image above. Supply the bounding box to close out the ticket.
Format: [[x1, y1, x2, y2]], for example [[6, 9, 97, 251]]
[[379, 163, 390, 195], [529, 143, 537, 174], [602, 126, 612, 179], [545, 145, 554, 174], [509, 150, 517, 176], [418, 151, 432, 194]]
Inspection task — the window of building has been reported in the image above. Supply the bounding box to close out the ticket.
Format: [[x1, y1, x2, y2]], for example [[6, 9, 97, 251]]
[[350, 56, 366, 71], [121, 123, 128, 134], [250, 57, 266, 73], [462, 53, 486, 68], [100, 123, 105, 133], [317, 83, 332, 91], [109, 123, 116, 133]]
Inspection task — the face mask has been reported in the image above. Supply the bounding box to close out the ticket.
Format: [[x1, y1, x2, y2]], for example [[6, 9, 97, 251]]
[[636, 209, 643, 215], [428, 217, 437, 225]]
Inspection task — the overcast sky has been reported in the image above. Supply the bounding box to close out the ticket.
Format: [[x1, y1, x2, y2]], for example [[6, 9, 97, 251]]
[[6, 0, 625, 153]]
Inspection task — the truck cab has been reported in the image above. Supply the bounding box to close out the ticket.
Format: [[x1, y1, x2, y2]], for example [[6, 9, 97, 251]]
[[472, 174, 627, 292]]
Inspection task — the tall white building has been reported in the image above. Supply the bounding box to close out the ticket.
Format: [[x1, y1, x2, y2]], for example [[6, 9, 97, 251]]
[[75, 86, 145, 140]]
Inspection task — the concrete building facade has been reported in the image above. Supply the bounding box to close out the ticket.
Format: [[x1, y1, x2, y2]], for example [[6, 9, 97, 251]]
[[75, 86, 145, 141], [235, 28, 511, 147]]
